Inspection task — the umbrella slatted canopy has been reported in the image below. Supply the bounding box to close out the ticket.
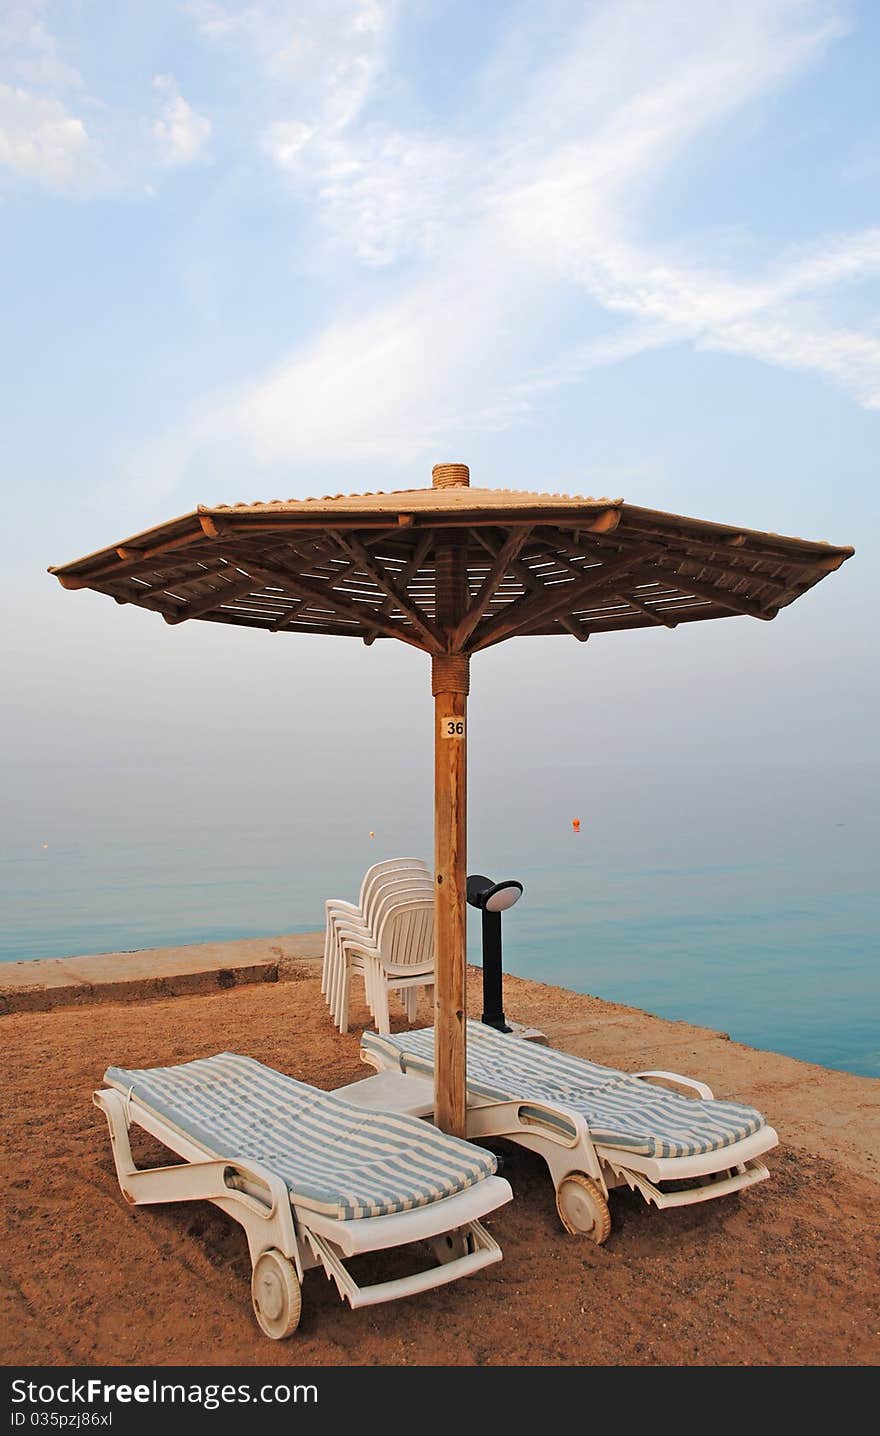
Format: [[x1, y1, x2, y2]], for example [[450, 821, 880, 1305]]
[[51, 462, 853, 1134]]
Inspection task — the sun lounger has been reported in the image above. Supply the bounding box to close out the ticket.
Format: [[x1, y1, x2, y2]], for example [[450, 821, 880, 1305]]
[[359, 1021, 778, 1242], [94, 1051, 512, 1338]]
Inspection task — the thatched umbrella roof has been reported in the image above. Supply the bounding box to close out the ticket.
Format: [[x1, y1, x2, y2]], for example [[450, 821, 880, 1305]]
[[50, 475, 850, 648]]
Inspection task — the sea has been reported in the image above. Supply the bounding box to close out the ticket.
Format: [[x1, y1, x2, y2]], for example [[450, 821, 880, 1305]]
[[2, 758, 877, 1079]]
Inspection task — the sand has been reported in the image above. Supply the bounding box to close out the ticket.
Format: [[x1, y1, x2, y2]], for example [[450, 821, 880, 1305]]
[[1, 958, 878, 1368]]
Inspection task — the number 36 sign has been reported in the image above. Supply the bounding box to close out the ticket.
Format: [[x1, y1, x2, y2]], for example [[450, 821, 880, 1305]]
[[441, 718, 466, 740]]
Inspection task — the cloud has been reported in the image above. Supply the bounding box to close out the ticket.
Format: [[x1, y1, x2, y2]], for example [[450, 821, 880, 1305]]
[[205, 2, 428, 265], [110, 0, 879, 495], [262, 119, 315, 169], [0, 82, 89, 187], [1, 7, 214, 191], [200, 1, 444, 266], [0, 0, 83, 92], [152, 75, 211, 167], [702, 317, 880, 410], [0, 3, 93, 190]]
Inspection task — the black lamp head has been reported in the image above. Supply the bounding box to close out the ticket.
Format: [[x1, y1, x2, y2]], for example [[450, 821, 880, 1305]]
[[466, 874, 523, 913]]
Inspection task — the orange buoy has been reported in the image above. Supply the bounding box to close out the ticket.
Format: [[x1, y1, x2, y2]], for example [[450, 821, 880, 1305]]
[[572, 818, 580, 833], [369, 831, 375, 839]]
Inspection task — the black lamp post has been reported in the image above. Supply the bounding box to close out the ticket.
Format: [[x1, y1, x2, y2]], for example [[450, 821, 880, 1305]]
[[466, 874, 523, 1033]]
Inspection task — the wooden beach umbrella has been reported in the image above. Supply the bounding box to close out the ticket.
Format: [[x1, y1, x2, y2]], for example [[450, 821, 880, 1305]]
[[50, 462, 853, 1135]]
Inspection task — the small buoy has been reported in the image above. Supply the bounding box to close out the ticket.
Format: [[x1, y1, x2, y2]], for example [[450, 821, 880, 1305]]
[[369, 831, 375, 839], [571, 818, 580, 833], [42, 843, 49, 850]]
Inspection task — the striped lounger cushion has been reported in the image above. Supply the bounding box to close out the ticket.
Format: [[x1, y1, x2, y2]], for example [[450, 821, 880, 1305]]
[[105, 1052, 497, 1221], [361, 1022, 767, 1161]]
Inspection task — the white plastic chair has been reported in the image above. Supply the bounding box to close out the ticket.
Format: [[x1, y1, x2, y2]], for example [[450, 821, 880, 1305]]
[[322, 857, 428, 994], [322, 858, 430, 997], [338, 896, 435, 1035], [330, 878, 432, 1029], [327, 872, 433, 1024]]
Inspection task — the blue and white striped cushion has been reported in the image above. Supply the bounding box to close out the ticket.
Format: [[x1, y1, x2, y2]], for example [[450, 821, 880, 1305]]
[[361, 1022, 766, 1160], [105, 1052, 497, 1221]]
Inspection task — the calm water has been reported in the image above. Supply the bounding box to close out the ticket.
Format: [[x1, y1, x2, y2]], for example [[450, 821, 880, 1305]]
[[2, 759, 877, 1078]]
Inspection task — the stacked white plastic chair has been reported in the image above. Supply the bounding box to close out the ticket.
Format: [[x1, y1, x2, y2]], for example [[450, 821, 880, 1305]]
[[339, 893, 435, 1034], [323, 859, 433, 1032], [322, 857, 430, 999], [330, 877, 431, 1028]]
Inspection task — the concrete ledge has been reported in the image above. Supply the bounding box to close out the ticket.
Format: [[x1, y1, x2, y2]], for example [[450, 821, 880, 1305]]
[[0, 932, 324, 1014]]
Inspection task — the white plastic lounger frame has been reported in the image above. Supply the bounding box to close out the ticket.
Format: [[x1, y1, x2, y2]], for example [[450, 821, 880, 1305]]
[[94, 1056, 511, 1340], [360, 1023, 778, 1244]]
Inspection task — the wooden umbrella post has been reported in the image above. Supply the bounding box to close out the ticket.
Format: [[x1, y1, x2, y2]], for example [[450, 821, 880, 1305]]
[[432, 650, 469, 1135], [431, 463, 471, 1136]]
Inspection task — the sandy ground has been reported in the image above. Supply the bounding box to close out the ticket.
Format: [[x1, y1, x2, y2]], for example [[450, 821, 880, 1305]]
[[1, 962, 878, 1368]]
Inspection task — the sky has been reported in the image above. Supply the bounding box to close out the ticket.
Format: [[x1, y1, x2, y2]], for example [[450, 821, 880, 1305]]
[[1, 0, 878, 908]]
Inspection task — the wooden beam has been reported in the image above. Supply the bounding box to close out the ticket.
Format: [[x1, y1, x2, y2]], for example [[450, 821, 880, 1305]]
[[163, 572, 265, 624], [362, 531, 435, 640], [519, 551, 642, 643], [54, 527, 210, 587], [329, 530, 445, 652], [588, 507, 622, 534], [104, 584, 181, 617], [468, 548, 655, 652], [612, 591, 677, 628], [269, 597, 307, 633], [213, 552, 431, 650], [464, 534, 590, 644], [619, 503, 852, 558], [363, 527, 415, 551], [451, 529, 532, 650], [201, 610, 365, 637], [469, 527, 499, 560], [551, 524, 797, 599], [558, 615, 590, 640], [132, 561, 243, 598], [202, 518, 406, 537], [818, 552, 849, 572], [200, 506, 619, 538], [628, 562, 776, 620], [664, 553, 793, 599], [458, 530, 574, 635], [517, 604, 593, 640]]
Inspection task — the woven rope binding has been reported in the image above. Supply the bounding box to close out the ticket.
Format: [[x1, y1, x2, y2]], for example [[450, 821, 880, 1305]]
[[432, 653, 471, 695], [432, 463, 470, 489]]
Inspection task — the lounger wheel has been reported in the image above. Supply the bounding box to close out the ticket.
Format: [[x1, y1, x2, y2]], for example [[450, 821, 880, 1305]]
[[555, 1174, 612, 1244], [251, 1249, 302, 1339], [429, 1228, 475, 1264]]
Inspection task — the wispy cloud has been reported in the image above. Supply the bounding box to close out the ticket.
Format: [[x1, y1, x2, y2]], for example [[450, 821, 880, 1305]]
[[152, 75, 211, 167], [1, 0, 83, 92], [0, 81, 89, 188], [137, 0, 878, 490], [11, 2, 876, 489], [0, 4, 212, 191], [191, 0, 393, 99], [0, 3, 92, 190]]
